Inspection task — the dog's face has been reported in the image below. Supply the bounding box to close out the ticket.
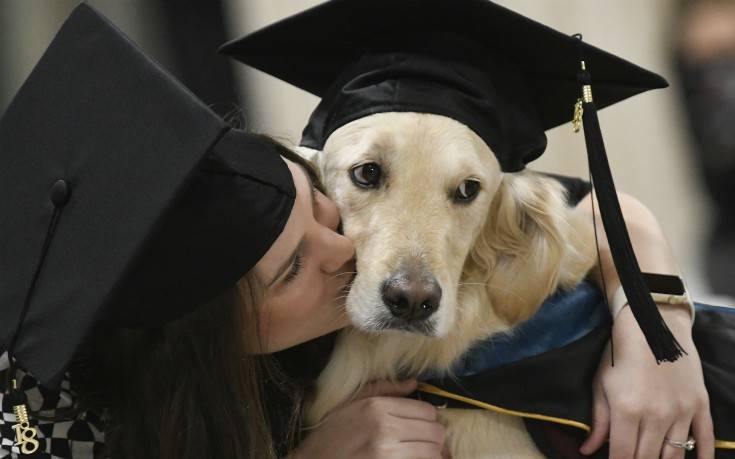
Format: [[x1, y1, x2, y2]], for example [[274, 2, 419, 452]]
[[319, 112, 503, 337]]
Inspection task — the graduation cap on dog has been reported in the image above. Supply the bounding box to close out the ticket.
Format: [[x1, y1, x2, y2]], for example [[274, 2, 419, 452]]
[[0, 1, 295, 401], [221, 0, 685, 363]]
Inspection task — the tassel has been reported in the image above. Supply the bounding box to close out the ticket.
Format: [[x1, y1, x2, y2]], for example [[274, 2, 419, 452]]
[[575, 53, 685, 363]]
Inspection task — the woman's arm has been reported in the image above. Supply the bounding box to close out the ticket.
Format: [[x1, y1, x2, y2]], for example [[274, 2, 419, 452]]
[[576, 191, 715, 459], [582, 191, 687, 306]]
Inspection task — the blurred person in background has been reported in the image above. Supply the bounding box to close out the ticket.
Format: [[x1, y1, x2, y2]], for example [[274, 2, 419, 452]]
[[675, 0, 735, 299], [0, 0, 238, 118]]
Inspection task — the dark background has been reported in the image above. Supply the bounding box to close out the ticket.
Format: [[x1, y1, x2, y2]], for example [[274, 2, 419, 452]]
[[0, 1, 239, 118]]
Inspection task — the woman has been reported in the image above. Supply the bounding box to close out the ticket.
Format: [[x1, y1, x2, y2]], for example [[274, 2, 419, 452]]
[[0, 5, 712, 459], [0, 6, 445, 459]]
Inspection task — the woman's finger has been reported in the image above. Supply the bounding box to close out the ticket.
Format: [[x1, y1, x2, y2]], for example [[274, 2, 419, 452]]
[[380, 396, 438, 421], [359, 395, 438, 423], [608, 408, 640, 459], [661, 419, 693, 459], [634, 416, 671, 459], [334, 379, 419, 415], [390, 418, 445, 445], [355, 379, 418, 399], [691, 403, 715, 459], [579, 382, 611, 455], [395, 441, 444, 459]]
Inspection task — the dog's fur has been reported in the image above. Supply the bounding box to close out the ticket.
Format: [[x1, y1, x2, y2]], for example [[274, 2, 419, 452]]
[[303, 112, 597, 458]]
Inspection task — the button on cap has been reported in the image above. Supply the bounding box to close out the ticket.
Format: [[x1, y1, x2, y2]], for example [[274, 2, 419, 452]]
[[49, 179, 70, 207]]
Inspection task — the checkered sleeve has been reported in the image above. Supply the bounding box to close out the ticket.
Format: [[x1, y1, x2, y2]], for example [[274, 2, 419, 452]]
[[1, 368, 106, 458]]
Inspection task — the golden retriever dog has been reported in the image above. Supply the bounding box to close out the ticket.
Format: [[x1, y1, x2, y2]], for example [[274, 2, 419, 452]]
[[301, 112, 597, 458]]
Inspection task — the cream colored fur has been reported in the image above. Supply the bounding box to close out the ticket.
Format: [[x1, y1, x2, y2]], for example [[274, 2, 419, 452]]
[[303, 112, 596, 458]]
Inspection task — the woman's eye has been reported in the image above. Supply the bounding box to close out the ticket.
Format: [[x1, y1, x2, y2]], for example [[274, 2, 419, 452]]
[[283, 254, 303, 284], [455, 179, 480, 203], [350, 163, 382, 188]]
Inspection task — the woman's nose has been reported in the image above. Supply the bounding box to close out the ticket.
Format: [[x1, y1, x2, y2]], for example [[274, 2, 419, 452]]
[[315, 192, 354, 272], [317, 192, 341, 232], [318, 228, 355, 274]]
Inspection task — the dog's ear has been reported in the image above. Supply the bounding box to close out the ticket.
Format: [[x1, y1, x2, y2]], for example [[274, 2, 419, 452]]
[[469, 172, 595, 325], [292, 145, 321, 164]]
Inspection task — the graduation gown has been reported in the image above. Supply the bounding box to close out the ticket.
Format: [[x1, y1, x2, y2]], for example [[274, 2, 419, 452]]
[[416, 285, 735, 458]]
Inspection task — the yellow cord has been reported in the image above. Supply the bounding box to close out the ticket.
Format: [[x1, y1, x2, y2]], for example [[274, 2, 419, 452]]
[[417, 382, 735, 449]]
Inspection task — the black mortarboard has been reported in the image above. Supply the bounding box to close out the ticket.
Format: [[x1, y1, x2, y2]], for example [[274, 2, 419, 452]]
[[0, 3, 295, 388], [221, 0, 685, 362]]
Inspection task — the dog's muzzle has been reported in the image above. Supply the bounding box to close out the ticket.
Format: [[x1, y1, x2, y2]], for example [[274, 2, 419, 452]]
[[380, 265, 442, 333]]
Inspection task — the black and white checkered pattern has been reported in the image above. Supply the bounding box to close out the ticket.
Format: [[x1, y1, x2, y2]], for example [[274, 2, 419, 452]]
[[0, 355, 105, 458]]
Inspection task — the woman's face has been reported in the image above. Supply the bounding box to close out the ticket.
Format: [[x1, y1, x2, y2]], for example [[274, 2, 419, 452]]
[[253, 157, 355, 352]]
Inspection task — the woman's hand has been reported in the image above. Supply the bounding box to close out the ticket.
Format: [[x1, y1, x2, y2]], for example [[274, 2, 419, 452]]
[[577, 190, 715, 458], [579, 305, 714, 459], [289, 379, 449, 459]]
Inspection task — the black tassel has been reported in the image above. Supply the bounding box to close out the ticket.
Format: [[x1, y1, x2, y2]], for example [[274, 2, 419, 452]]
[[576, 59, 685, 363]]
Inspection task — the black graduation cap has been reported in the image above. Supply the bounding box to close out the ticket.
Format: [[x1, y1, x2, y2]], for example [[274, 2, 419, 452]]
[[221, 0, 685, 362], [0, 3, 295, 389]]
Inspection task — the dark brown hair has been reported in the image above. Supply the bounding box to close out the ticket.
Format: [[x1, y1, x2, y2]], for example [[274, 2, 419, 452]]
[[74, 274, 281, 459], [71, 137, 327, 459]]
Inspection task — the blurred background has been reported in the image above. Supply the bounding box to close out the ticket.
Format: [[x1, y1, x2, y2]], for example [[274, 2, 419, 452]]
[[1, 0, 733, 305]]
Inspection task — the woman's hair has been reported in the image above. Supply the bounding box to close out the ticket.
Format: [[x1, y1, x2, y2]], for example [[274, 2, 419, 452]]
[[71, 136, 328, 459], [74, 273, 281, 459]]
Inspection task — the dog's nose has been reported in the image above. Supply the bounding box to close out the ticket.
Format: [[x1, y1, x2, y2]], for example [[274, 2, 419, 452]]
[[381, 272, 442, 322]]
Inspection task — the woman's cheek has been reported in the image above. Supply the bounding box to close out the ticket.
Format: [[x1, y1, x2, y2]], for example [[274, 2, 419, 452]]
[[300, 279, 327, 316]]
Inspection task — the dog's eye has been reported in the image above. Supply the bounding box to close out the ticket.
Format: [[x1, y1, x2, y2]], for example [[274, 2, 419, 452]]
[[455, 180, 480, 202], [350, 163, 382, 188]]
